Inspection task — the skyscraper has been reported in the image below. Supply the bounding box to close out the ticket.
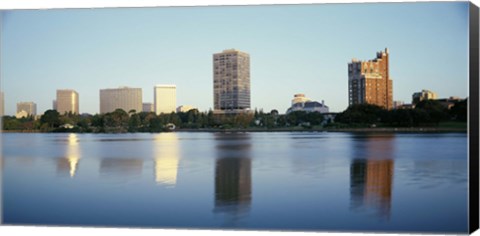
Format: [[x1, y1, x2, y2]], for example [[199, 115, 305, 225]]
[[348, 48, 393, 109], [154, 85, 176, 115], [99, 87, 142, 114], [213, 49, 250, 114], [56, 89, 79, 114], [17, 102, 37, 116]]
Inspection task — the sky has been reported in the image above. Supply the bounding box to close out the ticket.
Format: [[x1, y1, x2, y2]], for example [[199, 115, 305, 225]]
[[0, 2, 470, 115]]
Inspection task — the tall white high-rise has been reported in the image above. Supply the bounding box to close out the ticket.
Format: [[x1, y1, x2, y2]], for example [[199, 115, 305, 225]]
[[154, 85, 176, 115], [100, 87, 142, 114], [56, 89, 79, 114]]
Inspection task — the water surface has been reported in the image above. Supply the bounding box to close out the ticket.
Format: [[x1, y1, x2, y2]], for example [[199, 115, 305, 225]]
[[2, 132, 468, 233]]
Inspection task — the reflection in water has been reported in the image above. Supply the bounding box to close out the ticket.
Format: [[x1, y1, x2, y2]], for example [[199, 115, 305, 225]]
[[57, 133, 81, 178], [153, 133, 180, 187], [100, 159, 143, 177], [350, 134, 394, 219], [213, 133, 252, 226]]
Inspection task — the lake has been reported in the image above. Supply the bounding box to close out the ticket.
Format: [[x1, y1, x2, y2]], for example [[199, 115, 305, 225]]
[[1, 132, 468, 233]]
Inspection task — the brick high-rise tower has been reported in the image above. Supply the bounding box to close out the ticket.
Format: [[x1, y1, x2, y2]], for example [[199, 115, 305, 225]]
[[348, 48, 393, 110]]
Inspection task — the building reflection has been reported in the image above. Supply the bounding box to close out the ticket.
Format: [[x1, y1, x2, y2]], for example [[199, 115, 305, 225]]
[[153, 133, 180, 187], [57, 133, 81, 178], [213, 133, 252, 225], [350, 133, 394, 219], [100, 158, 143, 177]]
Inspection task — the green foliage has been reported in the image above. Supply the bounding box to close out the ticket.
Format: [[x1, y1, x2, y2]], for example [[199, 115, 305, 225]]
[[3, 99, 466, 133], [449, 99, 467, 122], [284, 111, 324, 127], [335, 104, 383, 124], [335, 101, 455, 127], [40, 110, 61, 128]]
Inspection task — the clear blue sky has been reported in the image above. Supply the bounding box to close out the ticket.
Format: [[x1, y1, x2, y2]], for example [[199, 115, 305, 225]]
[[1, 2, 469, 115]]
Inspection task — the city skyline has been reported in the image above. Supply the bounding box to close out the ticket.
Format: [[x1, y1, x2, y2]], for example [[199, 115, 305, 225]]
[[1, 2, 469, 116]]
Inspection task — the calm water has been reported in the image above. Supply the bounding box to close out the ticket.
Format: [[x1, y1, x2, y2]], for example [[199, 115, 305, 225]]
[[1, 132, 468, 233]]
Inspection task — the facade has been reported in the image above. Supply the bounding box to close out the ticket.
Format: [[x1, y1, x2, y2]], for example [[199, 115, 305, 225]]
[[154, 85, 176, 115], [176, 105, 196, 113], [52, 100, 57, 110], [348, 48, 393, 109], [56, 89, 79, 114], [16, 102, 37, 117], [213, 49, 250, 114], [412, 89, 437, 104], [142, 103, 154, 113], [286, 94, 329, 114], [100, 87, 142, 114]]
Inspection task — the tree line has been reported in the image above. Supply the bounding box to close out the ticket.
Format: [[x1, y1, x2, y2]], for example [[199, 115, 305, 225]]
[[1, 108, 326, 132], [332, 99, 467, 128], [1, 99, 466, 132]]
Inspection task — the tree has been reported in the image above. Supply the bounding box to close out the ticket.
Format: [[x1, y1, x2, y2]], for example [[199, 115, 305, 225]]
[[335, 104, 384, 125], [40, 110, 61, 128], [128, 113, 141, 132], [104, 109, 129, 131], [450, 99, 467, 122], [390, 109, 413, 127], [415, 100, 448, 125]]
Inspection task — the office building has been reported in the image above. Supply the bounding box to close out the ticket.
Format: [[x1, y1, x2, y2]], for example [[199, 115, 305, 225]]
[[154, 85, 176, 115], [56, 89, 79, 114], [16, 102, 37, 117], [213, 49, 250, 114], [143, 103, 154, 113], [100, 87, 142, 114], [348, 48, 393, 109], [412, 89, 437, 104]]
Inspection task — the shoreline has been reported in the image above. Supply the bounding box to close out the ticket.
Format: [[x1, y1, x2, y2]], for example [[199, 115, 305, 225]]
[[1, 127, 467, 133], [176, 127, 467, 133]]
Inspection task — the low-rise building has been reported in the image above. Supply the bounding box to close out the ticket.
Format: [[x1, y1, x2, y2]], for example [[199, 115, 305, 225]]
[[393, 101, 404, 109], [286, 94, 329, 114], [16, 102, 37, 117], [15, 110, 29, 119], [176, 105, 197, 113], [435, 96, 464, 109], [412, 89, 437, 105]]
